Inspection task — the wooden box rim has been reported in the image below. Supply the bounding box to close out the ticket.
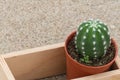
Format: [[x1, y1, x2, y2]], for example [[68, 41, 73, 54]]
[[0, 42, 120, 80]]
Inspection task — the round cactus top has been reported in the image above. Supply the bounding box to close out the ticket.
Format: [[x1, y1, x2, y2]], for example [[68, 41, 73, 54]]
[[79, 19, 108, 29], [75, 19, 110, 59]]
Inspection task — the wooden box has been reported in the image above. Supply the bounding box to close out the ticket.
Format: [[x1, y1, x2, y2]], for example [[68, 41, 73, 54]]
[[0, 42, 120, 80]]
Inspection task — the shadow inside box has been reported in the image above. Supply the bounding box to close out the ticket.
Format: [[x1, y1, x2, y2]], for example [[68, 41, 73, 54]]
[[109, 61, 119, 70], [34, 74, 66, 80]]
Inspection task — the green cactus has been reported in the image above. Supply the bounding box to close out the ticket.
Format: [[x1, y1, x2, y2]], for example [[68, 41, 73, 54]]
[[75, 19, 110, 60]]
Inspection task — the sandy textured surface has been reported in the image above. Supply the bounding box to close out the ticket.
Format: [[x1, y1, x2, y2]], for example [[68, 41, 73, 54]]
[[0, 0, 120, 80]]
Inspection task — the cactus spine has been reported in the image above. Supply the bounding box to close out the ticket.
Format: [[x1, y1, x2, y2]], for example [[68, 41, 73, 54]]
[[75, 19, 110, 59]]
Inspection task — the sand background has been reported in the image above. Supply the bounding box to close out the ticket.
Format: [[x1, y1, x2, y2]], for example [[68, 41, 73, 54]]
[[0, 0, 120, 80]]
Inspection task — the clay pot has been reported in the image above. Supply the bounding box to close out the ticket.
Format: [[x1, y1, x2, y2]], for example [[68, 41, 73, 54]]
[[64, 31, 118, 80]]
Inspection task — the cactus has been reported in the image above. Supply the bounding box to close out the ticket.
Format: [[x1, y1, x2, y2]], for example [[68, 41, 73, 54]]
[[75, 19, 110, 60]]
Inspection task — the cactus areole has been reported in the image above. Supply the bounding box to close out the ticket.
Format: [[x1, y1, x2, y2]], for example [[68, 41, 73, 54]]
[[75, 20, 110, 59]]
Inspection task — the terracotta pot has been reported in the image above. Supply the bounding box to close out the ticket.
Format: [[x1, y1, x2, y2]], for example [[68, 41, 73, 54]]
[[64, 31, 118, 80]]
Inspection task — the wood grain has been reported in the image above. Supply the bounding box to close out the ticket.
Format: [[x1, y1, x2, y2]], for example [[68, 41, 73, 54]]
[[0, 56, 15, 80], [72, 69, 120, 80], [2, 42, 66, 80]]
